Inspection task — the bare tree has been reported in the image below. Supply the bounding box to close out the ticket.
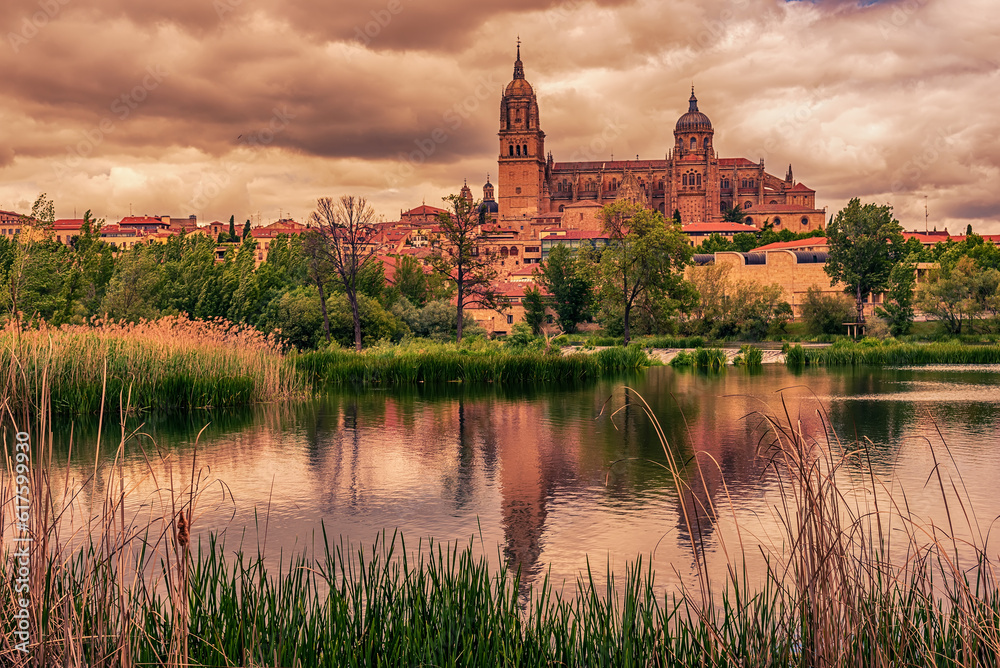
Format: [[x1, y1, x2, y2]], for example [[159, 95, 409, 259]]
[[431, 194, 504, 342], [308, 196, 385, 351]]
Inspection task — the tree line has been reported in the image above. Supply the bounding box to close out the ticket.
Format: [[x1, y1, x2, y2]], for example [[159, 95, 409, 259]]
[[2, 193, 997, 348]]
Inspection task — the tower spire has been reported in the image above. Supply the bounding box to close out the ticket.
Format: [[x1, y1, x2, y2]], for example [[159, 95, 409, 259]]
[[513, 37, 524, 79], [689, 85, 699, 112]]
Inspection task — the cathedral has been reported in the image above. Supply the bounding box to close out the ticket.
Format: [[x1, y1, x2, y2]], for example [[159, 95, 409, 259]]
[[495, 44, 826, 234]]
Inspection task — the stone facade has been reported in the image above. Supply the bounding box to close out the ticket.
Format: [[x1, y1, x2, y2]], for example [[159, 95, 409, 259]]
[[497, 47, 826, 233]]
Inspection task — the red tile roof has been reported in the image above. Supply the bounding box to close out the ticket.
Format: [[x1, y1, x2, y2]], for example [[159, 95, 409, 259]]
[[788, 182, 815, 192], [719, 158, 758, 168], [403, 204, 447, 216]]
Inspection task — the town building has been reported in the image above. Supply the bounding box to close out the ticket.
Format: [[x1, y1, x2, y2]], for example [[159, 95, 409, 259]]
[[496, 44, 827, 233]]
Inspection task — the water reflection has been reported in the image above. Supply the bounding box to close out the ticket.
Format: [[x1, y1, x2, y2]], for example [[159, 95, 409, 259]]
[[10, 365, 1000, 594]]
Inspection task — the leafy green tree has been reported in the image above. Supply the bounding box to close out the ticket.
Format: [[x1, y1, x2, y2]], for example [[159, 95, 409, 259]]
[[800, 286, 855, 335], [100, 248, 162, 321], [824, 199, 906, 323], [722, 205, 745, 223], [538, 244, 594, 333], [522, 284, 546, 335], [392, 255, 429, 306], [1, 193, 56, 328], [260, 286, 326, 350], [431, 193, 503, 343], [242, 220, 251, 240], [228, 215, 237, 242], [876, 260, 917, 336], [672, 209, 682, 225], [58, 211, 114, 323], [597, 201, 694, 344], [917, 256, 1000, 334]]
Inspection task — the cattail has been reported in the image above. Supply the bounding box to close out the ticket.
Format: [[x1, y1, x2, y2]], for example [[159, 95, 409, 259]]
[[176, 513, 189, 551]]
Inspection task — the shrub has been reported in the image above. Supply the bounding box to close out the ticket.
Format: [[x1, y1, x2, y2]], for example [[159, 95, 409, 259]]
[[800, 286, 855, 335]]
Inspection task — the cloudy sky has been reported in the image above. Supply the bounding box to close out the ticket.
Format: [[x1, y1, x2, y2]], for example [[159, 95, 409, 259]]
[[0, 0, 997, 232]]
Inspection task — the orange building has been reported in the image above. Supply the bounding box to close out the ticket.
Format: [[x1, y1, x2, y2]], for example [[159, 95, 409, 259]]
[[496, 45, 827, 232]]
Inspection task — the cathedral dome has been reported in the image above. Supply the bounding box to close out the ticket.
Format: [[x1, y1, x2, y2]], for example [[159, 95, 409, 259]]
[[675, 88, 712, 132], [505, 78, 534, 97]]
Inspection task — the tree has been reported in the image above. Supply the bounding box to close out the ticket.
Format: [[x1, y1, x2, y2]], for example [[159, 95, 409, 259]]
[[597, 200, 694, 345], [824, 199, 906, 323], [687, 263, 790, 340], [876, 259, 916, 336], [430, 193, 504, 343], [242, 220, 251, 240], [522, 284, 546, 335], [228, 215, 237, 242], [538, 244, 594, 333], [392, 254, 429, 306], [722, 205, 745, 223], [800, 286, 855, 335], [917, 256, 1000, 334], [1, 193, 56, 329], [672, 209, 682, 225], [308, 196, 385, 351]]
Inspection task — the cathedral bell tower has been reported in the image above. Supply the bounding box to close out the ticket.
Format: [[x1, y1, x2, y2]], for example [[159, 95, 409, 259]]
[[498, 40, 546, 222]]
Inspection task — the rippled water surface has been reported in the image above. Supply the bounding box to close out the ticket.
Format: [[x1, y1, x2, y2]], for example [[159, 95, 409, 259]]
[[29, 365, 1000, 592]]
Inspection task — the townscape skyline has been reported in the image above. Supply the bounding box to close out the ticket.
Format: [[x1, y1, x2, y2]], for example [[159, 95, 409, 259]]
[[0, 0, 996, 233]]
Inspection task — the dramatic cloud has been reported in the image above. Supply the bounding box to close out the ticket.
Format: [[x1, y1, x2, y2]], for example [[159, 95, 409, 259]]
[[0, 0, 997, 233]]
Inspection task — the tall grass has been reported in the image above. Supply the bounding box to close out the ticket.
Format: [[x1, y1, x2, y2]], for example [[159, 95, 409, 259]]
[[296, 340, 651, 386], [801, 339, 1000, 366], [0, 316, 302, 414], [4, 366, 1000, 666]]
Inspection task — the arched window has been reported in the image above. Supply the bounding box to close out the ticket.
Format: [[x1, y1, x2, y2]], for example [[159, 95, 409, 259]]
[[745, 217, 754, 225], [516, 145, 520, 157], [744, 201, 752, 209], [769, 199, 777, 204], [720, 201, 730, 212], [559, 205, 565, 212], [682, 174, 688, 186], [510, 246, 518, 256], [690, 137, 696, 149], [748, 179, 755, 188], [658, 203, 665, 214], [703, 137, 710, 150], [773, 217, 782, 226], [523, 144, 528, 156], [722, 179, 730, 189], [509, 145, 514, 157], [741, 179, 747, 189], [611, 178, 618, 190], [696, 173, 702, 187], [658, 180, 664, 190], [500, 247, 509, 257]]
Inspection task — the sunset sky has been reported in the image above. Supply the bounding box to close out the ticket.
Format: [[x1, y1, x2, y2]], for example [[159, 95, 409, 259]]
[[1, 0, 997, 232]]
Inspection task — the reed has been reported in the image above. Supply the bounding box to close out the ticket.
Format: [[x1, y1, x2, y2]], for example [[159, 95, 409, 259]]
[[0, 316, 302, 414], [732, 344, 763, 367], [4, 364, 1000, 666], [295, 340, 651, 386], [803, 340, 1000, 366]]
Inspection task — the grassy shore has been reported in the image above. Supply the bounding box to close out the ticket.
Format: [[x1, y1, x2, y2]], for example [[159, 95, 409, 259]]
[[295, 339, 652, 386], [789, 339, 1000, 367], [3, 384, 999, 666], [0, 317, 303, 414]]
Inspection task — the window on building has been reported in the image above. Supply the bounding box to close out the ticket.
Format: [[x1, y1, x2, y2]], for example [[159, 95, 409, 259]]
[[682, 174, 688, 186], [515, 187, 522, 194], [744, 201, 752, 209], [523, 144, 528, 156], [690, 137, 696, 149], [720, 201, 729, 212], [749, 179, 755, 188], [516, 145, 521, 156], [801, 217, 809, 225], [722, 179, 730, 189], [773, 217, 782, 226], [509, 145, 514, 157], [745, 217, 753, 225], [696, 174, 702, 186], [703, 137, 710, 150], [507, 314, 514, 325], [510, 246, 518, 256]]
